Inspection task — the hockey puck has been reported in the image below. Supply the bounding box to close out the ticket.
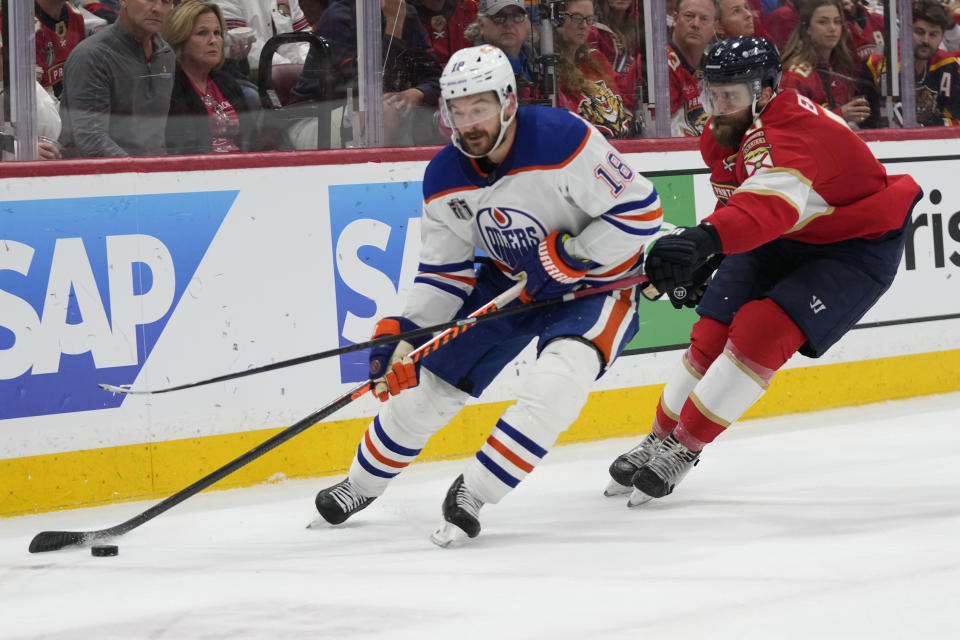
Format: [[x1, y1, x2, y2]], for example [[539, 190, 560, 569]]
[[91, 544, 119, 557]]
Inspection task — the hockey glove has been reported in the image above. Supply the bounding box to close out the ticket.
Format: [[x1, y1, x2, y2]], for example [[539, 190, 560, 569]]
[[512, 230, 597, 302], [665, 254, 725, 309], [369, 317, 428, 402], [644, 223, 723, 300]]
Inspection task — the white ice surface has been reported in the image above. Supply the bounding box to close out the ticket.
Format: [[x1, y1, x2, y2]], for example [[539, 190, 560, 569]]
[[2, 393, 959, 640]]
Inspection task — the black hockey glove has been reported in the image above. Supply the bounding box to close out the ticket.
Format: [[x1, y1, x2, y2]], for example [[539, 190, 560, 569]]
[[664, 254, 724, 309], [644, 223, 723, 300]]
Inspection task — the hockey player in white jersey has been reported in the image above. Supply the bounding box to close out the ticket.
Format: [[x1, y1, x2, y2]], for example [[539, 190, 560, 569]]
[[314, 45, 663, 546]]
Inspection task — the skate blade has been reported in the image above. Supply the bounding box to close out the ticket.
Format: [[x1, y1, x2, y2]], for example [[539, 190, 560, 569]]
[[627, 489, 655, 508], [603, 479, 633, 497], [305, 516, 327, 529], [430, 521, 469, 548]]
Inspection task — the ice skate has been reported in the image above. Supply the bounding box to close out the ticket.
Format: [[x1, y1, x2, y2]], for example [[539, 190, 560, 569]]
[[604, 431, 662, 496], [430, 474, 484, 548], [314, 478, 375, 525], [629, 433, 700, 502]]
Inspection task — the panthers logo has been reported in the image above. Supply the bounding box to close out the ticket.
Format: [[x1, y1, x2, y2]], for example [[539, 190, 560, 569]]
[[576, 80, 634, 138]]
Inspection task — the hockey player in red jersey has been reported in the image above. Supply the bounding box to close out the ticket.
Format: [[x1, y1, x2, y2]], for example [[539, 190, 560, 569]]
[[315, 45, 663, 545], [605, 37, 922, 504]]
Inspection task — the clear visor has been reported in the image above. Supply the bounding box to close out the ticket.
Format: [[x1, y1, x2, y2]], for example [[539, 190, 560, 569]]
[[440, 95, 503, 130], [699, 79, 757, 116]]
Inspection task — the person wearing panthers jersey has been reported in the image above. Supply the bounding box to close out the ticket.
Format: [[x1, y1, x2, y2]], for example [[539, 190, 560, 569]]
[[668, 0, 716, 136], [315, 45, 663, 545], [605, 37, 921, 505], [0, 0, 86, 98]]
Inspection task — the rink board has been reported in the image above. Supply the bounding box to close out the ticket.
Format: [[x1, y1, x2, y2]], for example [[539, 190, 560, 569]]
[[1, 136, 959, 516]]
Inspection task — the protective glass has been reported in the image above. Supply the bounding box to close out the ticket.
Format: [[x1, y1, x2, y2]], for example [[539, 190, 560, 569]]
[[699, 80, 755, 116], [440, 95, 503, 129]]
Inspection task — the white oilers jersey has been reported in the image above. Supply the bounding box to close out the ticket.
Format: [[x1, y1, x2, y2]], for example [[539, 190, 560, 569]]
[[405, 106, 663, 328]]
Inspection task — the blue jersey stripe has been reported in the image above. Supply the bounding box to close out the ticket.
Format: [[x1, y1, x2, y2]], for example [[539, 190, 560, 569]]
[[605, 191, 660, 215], [495, 419, 548, 458], [373, 416, 421, 457], [600, 214, 662, 235], [357, 445, 400, 479], [418, 260, 475, 273], [413, 276, 471, 301], [476, 450, 520, 488]]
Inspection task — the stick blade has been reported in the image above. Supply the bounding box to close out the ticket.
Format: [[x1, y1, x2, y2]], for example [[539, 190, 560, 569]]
[[29, 530, 90, 553], [97, 382, 136, 395]]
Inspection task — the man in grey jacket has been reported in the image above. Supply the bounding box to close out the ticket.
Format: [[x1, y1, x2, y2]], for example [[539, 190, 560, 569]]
[[59, 0, 175, 156]]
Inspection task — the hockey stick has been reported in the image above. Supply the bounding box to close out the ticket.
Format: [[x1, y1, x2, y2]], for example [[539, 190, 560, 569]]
[[98, 275, 659, 396], [29, 277, 534, 553]]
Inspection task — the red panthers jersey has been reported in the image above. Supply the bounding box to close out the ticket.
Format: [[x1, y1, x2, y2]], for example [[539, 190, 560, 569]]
[[668, 43, 706, 137], [780, 60, 853, 118], [700, 88, 920, 254], [845, 4, 884, 62], [35, 3, 86, 98], [414, 0, 477, 65]]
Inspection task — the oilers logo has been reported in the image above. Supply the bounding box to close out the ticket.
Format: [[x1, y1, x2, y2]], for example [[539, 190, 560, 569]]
[[476, 207, 546, 267]]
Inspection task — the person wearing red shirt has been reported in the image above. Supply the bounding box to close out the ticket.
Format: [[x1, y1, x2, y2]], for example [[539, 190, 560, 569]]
[[781, 0, 871, 125], [413, 0, 477, 64], [842, 0, 884, 62], [669, 0, 716, 136], [605, 37, 922, 504], [555, 0, 637, 138]]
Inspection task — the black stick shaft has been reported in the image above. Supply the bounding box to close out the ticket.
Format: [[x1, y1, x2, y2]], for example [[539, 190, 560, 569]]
[[101, 275, 653, 395], [29, 280, 531, 553]]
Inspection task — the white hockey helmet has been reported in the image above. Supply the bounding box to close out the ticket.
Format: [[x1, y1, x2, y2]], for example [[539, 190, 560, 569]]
[[439, 45, 518, 158]]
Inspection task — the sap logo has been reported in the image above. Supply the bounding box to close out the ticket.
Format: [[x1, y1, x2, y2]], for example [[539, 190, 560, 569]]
[[329, 182, 424, 383], [0, 192, 236, 420], [476, 207, 545, 268]]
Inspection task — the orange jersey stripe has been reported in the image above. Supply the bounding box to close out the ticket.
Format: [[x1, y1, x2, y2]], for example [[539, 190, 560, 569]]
[[589, 249, 643, 278], [612, 207, 663, 222], [423, 272, 477, 286], [424, 184, 481, 205]]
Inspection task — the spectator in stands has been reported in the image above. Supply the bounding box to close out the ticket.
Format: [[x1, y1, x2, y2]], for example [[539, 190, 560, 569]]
[[163, 0, 261, 153], [464, 0, 536, 83], [554, 0, 636, 137], [766, 0, 804, 50], [909, 0, 960, 124], [716, 0, 772, 40], [288, 0, 443, 146], [669, 0, 715, 136], [781, 0, 871, 125], [412, 0, 477, 64], [842, 0, 884, 62], [0, 0, 87, 99], [217, 0, 313, 80], [59, 0, 175, 156], [73, 0, 118, 23], [0, 38, 63, 159], [591, 0, 642, 75], [942, 1, 960, 52]]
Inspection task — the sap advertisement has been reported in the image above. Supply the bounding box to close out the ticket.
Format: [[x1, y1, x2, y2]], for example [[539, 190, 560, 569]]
[[1, 142, 959, 458], [0, 192, 235, 420]]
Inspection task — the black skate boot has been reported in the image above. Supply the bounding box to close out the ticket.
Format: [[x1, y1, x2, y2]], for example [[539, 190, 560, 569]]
[[315, 478, 375, 525], [628, 433, 700, 506], [430, 474, 484, 547], [605, 432, 662, 496]]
